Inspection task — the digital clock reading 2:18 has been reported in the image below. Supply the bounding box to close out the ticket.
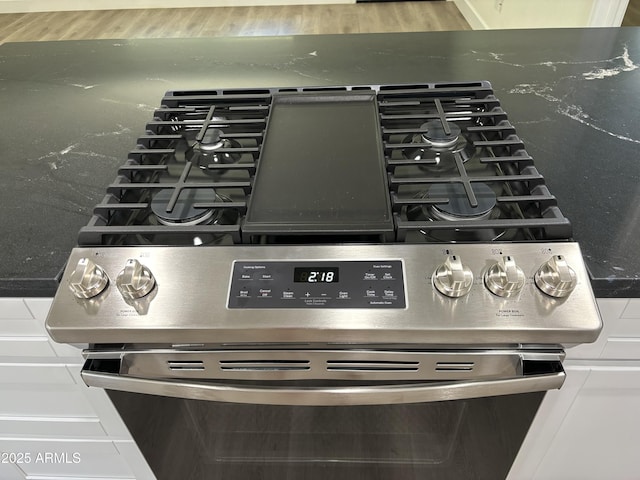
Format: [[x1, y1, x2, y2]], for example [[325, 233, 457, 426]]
[[293, 267, 339, 283]]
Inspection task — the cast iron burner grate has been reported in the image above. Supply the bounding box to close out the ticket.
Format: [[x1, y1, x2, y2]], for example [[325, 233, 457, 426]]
[[78, 81, 572, 246], [378, 84, 571, 242], [79, 93, 269, 246]]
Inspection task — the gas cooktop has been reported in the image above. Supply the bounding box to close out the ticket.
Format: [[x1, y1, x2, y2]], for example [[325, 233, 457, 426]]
[[79, 81, 572, 247], [46, 81, 600, 350]]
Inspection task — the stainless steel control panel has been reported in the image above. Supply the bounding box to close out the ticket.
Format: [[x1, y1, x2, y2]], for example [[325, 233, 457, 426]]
[[45, 243, 602, 346], [228, 260, 406, 309]]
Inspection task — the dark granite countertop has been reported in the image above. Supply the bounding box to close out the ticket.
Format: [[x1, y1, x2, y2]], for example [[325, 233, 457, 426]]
[[1, 28, 639, 298]]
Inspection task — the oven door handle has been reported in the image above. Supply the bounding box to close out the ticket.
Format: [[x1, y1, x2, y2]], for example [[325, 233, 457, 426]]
[[81, 368, 565, 406]]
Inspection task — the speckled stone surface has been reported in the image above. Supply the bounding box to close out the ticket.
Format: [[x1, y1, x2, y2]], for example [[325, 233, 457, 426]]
[[1, 28, 639, 297]]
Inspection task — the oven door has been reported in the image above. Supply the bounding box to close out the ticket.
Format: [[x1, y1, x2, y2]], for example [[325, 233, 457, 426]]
[[84, 350, 563, 479]]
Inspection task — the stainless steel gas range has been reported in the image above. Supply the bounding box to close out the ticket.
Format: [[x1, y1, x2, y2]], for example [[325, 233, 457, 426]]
[[46, 81, 602, 479]]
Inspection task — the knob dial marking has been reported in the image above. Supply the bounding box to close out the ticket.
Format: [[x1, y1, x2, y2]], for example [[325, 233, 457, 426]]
[[485, 255, 526, 298], [433, 255, 474, 298], [116, 259, 156, 300], [535, 255, 577, 298], [68, 258, 109, 299]]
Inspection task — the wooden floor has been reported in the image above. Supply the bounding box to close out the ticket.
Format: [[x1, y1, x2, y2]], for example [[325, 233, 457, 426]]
[[0, 2, 470, 44], [623, 0, 640, 26]]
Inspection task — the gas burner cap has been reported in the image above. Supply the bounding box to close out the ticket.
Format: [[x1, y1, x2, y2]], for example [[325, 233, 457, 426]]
[[197, 128, 224, 152], [429, 183, 496, 221], [194, 128, 241, 166], [151, 188, 219, 226], [421, 120, 461, 147], [402, 129, 471, 167]]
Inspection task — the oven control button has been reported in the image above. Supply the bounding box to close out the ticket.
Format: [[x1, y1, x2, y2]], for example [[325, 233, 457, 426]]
[[484, 255, 525, 298], [116, 259, 156, 300], [68, 258, 110, 299], [433, 255, 473, 298], [534, 255, 577, 298]]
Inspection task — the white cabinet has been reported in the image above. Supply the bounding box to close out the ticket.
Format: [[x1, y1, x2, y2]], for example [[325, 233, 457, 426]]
[[533, 368, 640, 480], [508, 298, 640, 480], [0, 463, 24, 480], [0, 440, 138, 479], [0, 298, 156, 480]]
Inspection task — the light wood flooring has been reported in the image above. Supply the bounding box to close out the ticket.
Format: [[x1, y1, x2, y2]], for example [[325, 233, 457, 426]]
[[0, 2, 470, 45], [623, 0, 640, 26]]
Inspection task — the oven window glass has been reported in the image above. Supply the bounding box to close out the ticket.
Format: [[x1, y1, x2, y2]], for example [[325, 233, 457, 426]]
[[108, 390, 543, 479], [184, 402, 465, 465]]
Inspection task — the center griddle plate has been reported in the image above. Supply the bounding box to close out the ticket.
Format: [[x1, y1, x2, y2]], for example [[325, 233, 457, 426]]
[[243, 91, 394, 238]]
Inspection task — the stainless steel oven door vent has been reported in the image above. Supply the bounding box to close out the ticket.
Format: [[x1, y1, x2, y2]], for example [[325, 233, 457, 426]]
[[112, 349, 529, 382], [82, 349, 565, 406], [326, 360, 420, 373], [167, 360, 205, 371], [435, 362, 475, 372], [220, 360, 311, 372]]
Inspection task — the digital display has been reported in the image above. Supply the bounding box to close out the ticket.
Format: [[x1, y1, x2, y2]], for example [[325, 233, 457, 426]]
[[229, 260, 405, 309], [294, 267, 339, 283]]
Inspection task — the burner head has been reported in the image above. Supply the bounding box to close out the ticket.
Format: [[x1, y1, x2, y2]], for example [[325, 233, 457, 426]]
[[151, 188, 220, 226], [405, 183, 505, 242], [429, 183, 496, 221], [194, 128, 242, 166], [402, 122, 471, 169], [197, 128, 224, 152], [421, 120, 461, 147]]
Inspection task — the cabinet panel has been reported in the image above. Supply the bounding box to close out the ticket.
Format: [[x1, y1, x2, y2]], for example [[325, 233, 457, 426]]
[[533, 367, 640, 479], [0, 298, 82, 361], [0, 364, 76, 385], [0, 462, 23, 480], [0, 439, 135, 478], [621, 299, 640, 319], [49, 340, 83, 358], [609, 318, 640, 337], [0, 337, 57, 358], [0, 418, 106, 438], [0, 384, 97, 418], [567, 298, 635, 360], [507, 366, 589, 479], [23, 298, 53, 321], [0, 298, 151, 479], [580, 366, 640, 388], [0, 318, 47, 337], [0, 299, 32, 319], [510, 366, 640, 480], [600, 338, 640, 359], [0, 298, 51, 338]]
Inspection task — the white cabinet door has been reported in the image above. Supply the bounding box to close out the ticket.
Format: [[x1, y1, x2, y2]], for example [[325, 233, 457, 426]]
[[0, 439, 137, 479], [0, 298, 156, 480], [0, 462, 23, 480], [508, 365, 640, 480], [0, 298, 81, 362]]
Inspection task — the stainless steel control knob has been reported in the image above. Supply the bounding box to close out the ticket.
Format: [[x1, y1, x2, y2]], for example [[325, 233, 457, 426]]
[[534, 255, 577, 298], [116, 259, 156, 300], [68, 258, 109, 299], [433, 255, 474, 298], [484, 255, 526, 298]]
